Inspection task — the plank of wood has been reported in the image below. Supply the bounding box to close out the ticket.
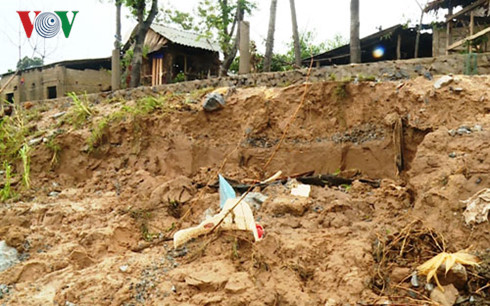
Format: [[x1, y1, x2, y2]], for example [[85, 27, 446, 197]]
[[0, 73, 17, 96], [446, 0, 488, 22], [393, 117, 404, 176], [448, 26, 490, 50]]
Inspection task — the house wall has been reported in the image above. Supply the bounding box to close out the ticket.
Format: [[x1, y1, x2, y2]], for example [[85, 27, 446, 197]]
[[64, 68, 111, 94], [143, 44, 219, 86], [433, 25, 489, 56], [0, 66, 111, 103]]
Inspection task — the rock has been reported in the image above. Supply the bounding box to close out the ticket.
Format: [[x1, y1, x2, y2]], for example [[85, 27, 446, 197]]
[[425, 283, 434, 291], [0, 241, 19, 272], [434, 75, 453, 89], [457, 126, 472, 135], [202, 92, 225, 112], [244, 192, 268, 210], [48, 191, 60, 197], [119, 265, 129, 273], [411, 272, 420, 287], [453, 87, 464, 93], [462, 188, 490, 225], [424, 71, 433, 80], [28, 137, 43, 146], [149, 176, 196, 215], [472, 124, 483, 132], [224, 272, 252, 293], [436, 263, 467, 289], [266, 195, 308, 216], [448, 152, 457, 158], [448, 129, 456, 137], [68, 250, 95, 270], [390, 267, 410, 283], [430, 284, 458, 306], [325, 298, 337, 306], [51, 111, 66, 119], [185, 271, 229, 291], [183, 261, 234, 291]]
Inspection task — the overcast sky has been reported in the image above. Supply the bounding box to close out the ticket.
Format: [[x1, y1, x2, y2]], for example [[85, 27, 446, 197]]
[[0, 0, 442, 74]]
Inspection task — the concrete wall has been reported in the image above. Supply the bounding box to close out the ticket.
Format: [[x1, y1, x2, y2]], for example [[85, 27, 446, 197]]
[[64, 68, 111, 94], [0, 66, 111, 103]]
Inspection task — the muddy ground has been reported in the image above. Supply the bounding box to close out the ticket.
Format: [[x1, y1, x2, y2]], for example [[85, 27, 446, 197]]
[[0, 75, 489, 305]]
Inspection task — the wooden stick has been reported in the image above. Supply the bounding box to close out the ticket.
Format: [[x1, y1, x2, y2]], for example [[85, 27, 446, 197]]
[[0, 73, 17, 96], [448, 27, 490, 50]]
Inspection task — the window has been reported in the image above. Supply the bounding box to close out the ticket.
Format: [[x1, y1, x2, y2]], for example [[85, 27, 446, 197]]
[[47, 86, 57, 99], [6, 93, 14, 103]]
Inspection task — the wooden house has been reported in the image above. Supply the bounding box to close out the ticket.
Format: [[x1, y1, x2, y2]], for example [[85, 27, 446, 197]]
[[138, 25, 220, 86], [425, 0, 490, 55]]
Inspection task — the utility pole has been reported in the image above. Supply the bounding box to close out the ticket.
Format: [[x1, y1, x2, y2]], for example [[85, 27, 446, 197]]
[[239, 21, 251, 74], [350, 0, 361, 63], [111, 0, 122, 90]]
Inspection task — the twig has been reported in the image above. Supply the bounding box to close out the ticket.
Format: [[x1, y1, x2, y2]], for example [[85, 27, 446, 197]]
[[475, 282, 490, 294], [262, 60, 314, 172]]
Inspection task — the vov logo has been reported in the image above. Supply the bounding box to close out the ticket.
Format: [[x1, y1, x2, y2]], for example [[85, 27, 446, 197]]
[[17, 11, 79, 39]]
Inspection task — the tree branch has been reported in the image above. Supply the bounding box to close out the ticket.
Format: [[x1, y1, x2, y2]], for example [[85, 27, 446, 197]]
[[144, 0, 159, 28]]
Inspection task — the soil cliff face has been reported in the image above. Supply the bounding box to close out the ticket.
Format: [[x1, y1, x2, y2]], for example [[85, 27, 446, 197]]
[[0, 76, 489, 305]]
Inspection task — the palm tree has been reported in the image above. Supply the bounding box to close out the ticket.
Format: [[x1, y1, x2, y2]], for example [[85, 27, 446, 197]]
[[289, 0, 301, 67], [264, 0, 278, 72], [350, 0, 361, 63]]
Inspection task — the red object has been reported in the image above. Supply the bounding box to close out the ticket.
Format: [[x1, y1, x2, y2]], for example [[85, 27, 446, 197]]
[[17, 11, 41, 38], [256, 224, 264, 239]]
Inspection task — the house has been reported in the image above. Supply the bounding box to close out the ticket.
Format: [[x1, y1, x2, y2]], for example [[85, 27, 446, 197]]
[[131, 24, 220, 86], [302, 25, 433, 67], [0, 57, 111, 103], [424, 0, 490, 56]]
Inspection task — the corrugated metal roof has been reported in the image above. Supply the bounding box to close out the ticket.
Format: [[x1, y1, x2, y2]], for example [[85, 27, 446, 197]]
[[150, 24, 220, 52], [424, 0, 479, 12]]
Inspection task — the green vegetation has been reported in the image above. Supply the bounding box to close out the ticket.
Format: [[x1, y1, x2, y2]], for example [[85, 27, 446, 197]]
[[86, 93, 181, 151], [130, 208, 156, 242], [67, 92, 93, 127], [87, 117, 110, 151], [45, 137, 61, 167], [0, 162, 15, 201], [16, 56, 43, 70], [333, 82, 348, 101], [19, 144, 31, 189], [0, 104, 30, 161]]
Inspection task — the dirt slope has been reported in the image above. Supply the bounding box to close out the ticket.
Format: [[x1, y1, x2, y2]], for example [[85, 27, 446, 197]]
[[0, 75, 489, 305]]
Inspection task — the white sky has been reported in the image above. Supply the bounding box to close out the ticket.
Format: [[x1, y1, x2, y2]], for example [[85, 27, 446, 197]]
[[0, 0, 443, 74]]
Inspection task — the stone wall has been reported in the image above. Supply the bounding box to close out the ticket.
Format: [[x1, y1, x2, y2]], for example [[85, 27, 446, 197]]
[[108, 52, 490, 101], [6, 52, 490, 106]]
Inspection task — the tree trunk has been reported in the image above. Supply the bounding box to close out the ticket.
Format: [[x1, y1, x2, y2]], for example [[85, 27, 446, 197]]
[[112, 0, 122, 90], [130, 27, 146, 88], [350, 0, 361, 63], [264, 0, 278, 72], [115, 0, 122, 49], [220, 2, 244, 76], [289, 0, 301, 67], [414, 9, 424, 58], [129, 0, 158, 88]]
